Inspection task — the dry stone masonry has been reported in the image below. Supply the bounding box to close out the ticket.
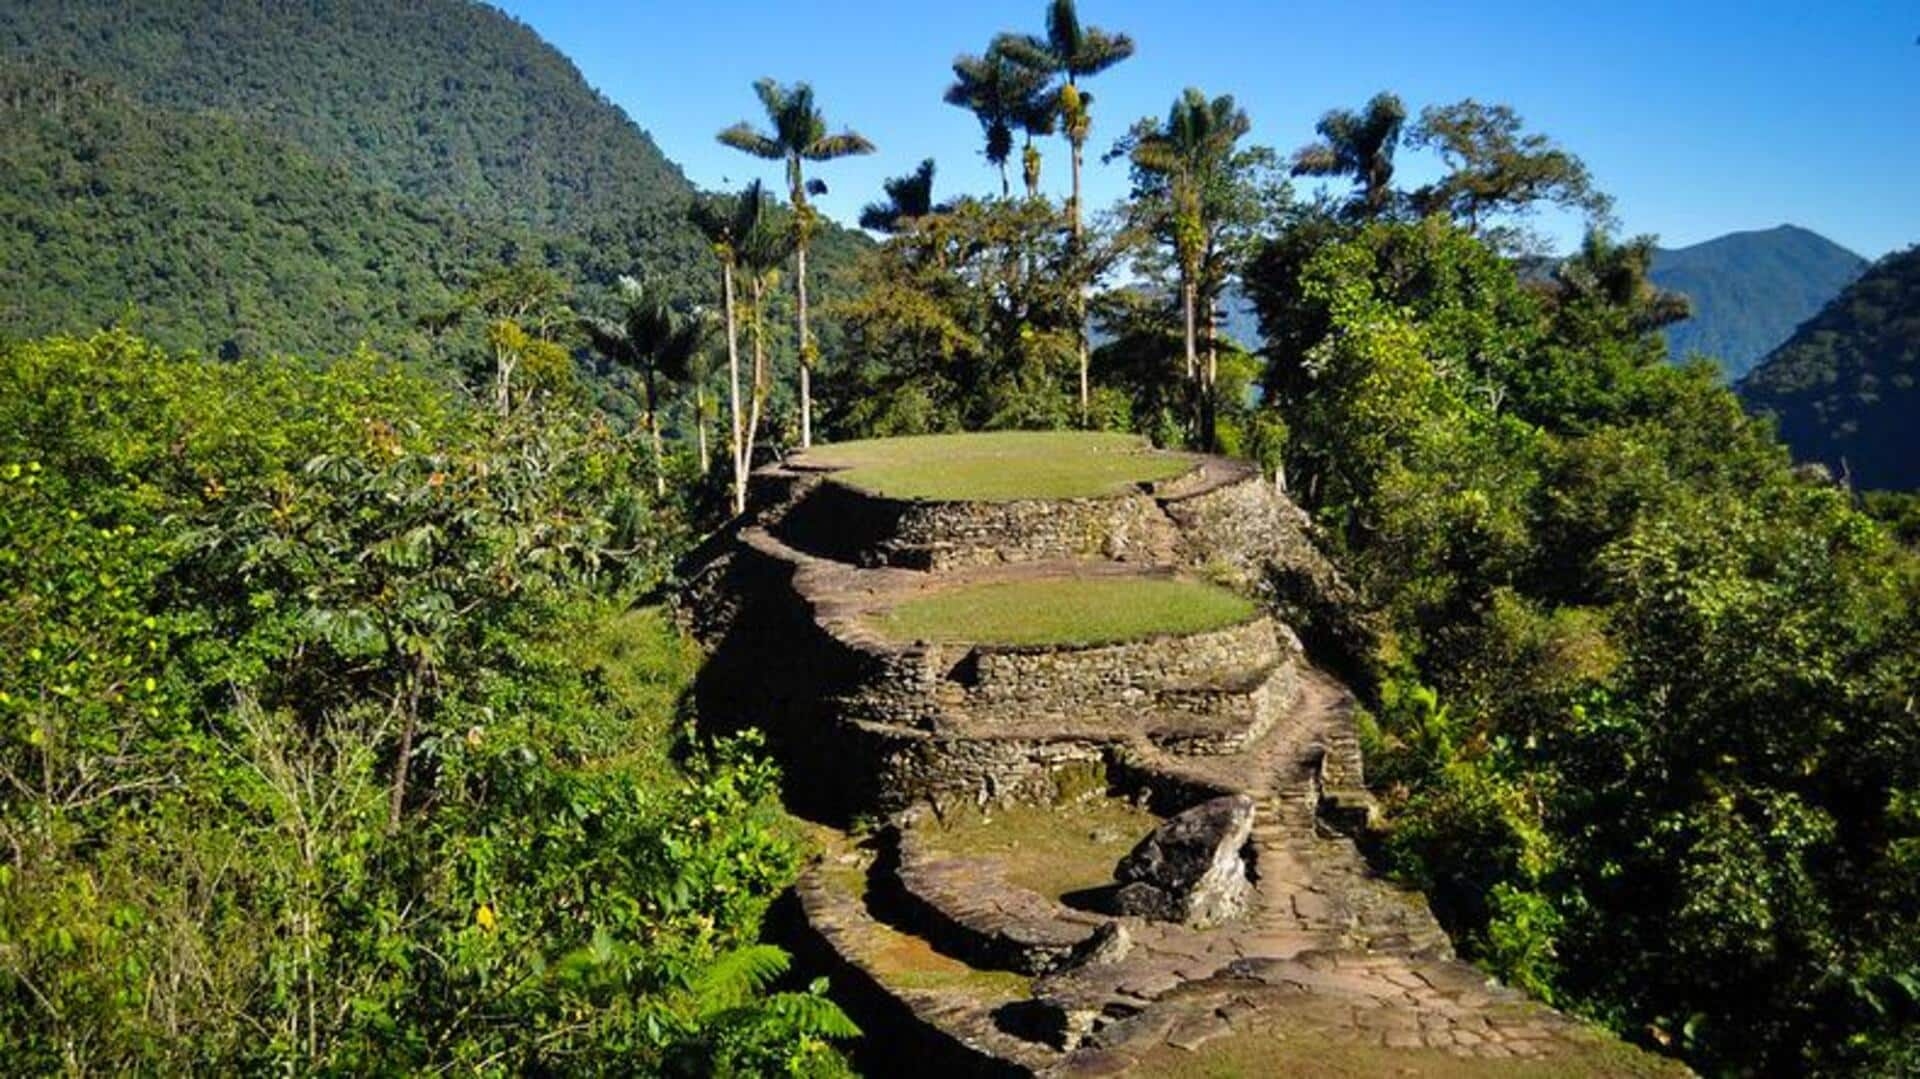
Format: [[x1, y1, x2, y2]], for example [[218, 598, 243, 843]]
[[682, 439, 1688, 1076]]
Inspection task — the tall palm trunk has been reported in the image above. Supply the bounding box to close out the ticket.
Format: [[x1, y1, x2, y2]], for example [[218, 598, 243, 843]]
[[797, 240, 812, 448], [1181, 275, 1197, 382], [722, 262, 747, 515], [1070, 126, 1090, 424], [744, 276, 769, 505], [694, 385, 710, 476], [644, 367, 665, 497]]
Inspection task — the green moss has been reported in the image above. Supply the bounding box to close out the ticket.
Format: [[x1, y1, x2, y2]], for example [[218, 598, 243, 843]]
[[918, 796, 1160, 905], [802, 431, 1192, 502], [869, 575, 1257, 646]]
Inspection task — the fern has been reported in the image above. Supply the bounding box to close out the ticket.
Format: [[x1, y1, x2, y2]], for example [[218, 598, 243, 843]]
[[690, 944, 791, 1014], [765, 990, 861, 1040]]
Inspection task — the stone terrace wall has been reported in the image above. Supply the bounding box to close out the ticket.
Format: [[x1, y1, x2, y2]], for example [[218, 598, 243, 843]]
[[776, 479, 1183, 571]]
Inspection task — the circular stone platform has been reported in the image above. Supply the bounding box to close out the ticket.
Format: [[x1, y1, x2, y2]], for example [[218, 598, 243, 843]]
[[794, 431, 1196, 502], [865, 574, 1257, 647]]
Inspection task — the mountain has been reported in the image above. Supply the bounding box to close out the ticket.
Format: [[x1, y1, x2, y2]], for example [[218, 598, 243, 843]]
[[0, 63, 508, 356], [0, 0, 867, 358], [1740, 244, 1920, 491], [0, 0, 692, 234], [1651, 225, 1865, 379]]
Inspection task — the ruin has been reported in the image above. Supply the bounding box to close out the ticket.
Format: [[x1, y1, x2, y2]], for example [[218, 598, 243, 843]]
[[682, 433, 1686, 1076]]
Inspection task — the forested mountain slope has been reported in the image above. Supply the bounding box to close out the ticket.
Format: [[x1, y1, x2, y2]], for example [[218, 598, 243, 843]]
[[1652, 224, 1864, 379], [0, 64, 503, 356], [1741, 244, 1920, 490], [0, 0, 866, 358], [0, 0, 689, 232]]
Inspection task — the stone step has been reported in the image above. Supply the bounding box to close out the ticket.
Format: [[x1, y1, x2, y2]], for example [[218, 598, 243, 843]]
[[884, 824, 1110, 976], [794, 831, 1066, 1072]]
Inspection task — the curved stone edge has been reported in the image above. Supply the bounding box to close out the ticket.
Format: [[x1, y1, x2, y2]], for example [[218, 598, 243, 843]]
[[885, 821, 1110, 977], [793, 836, 1059, 1076]]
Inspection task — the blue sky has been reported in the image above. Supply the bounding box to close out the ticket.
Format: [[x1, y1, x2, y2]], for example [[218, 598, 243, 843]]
[[495, 1, 1918, 258]]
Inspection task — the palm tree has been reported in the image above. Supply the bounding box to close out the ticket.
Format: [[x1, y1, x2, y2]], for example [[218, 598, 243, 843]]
[[735, 196, 799, 512], [1291, 91, 1407, 219], [859, 159, 947, 234], [689, 182, 770, 514], [1130, 88, 1250, 447], [1013, 81, 1060, 199], [681, 309, 720, 477], [717, 79, 874, 449], [581, 276, 676, 496], [995, 0, 1135, 420], [944, 51, 1046, 199]]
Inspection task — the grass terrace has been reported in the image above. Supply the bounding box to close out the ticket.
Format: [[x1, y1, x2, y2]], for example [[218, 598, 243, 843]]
[[869, 574, 1257, 647], [798, 430, 1193, 502], [917, 794, 1161, 906]]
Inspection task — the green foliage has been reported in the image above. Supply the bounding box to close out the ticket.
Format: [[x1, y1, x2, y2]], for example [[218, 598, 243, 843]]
[[1741, 243, 1920, 491], [0, 332, 851, 1072], [1246, 217, 1920, 1073], [1406, 99, 1614, 255], [827, 197, 1103, 434]]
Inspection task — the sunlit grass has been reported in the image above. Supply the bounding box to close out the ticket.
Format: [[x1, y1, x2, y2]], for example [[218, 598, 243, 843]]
[[869, 575, 1256, 646], [801, 430, 1192, 502]]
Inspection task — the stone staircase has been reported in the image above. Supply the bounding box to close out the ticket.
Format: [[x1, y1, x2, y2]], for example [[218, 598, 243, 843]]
[[686, 442, 1688, 1076]]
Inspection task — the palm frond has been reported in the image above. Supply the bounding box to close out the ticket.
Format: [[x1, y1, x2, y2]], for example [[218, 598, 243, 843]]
[[750, 76, 786, 120], [992, 32, 1058, 74], [805, 131, 875, 160], [716, 122, 782, 159], [1071, 27, 1135, 76], [1290, 142, 1343, 177]]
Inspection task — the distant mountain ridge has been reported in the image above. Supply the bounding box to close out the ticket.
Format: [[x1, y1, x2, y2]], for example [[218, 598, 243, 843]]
[[1652, 225, 1865, 379], [1740, 244, 1920, 491]]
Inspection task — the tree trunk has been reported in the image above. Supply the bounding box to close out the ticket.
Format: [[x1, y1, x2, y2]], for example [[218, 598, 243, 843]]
[[1071, 131, 1090, 424], [723, 263, 746, 516], [494, 345, 516, 416], [744, 278, 768, 505], [645, 367, 665, 498], [797, 241, 813, 449], [1182, 276, 1198, 383], [694, 385, 710, 475], [387, 657, 424, 831]]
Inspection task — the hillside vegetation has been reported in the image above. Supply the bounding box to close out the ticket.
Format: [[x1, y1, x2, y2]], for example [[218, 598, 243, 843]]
[[1653, 224, 1865, 380], [0, 64, 495, 356], [1742, 244, 1920, 490], [0, 0, 866, 360], [0, 332, 856, 1072], [0, 0, 690, 231]]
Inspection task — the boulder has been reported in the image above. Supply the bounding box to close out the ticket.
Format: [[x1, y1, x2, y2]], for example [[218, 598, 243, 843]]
[[1112, 794, 1256, 927]]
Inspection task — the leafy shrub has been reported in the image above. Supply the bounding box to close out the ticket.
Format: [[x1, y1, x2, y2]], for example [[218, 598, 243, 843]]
[[0, 333, 852, 1073]]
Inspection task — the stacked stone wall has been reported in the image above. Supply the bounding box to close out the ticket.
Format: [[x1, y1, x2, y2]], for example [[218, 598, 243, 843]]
[[777, 480, 1183, 570]]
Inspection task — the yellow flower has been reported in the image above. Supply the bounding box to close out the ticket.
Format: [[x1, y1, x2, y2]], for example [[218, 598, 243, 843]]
[[475, 904, 497, 931]]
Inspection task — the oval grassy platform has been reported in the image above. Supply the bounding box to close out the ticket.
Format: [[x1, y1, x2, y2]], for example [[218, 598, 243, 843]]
[[796, 430, 1193, 502], [867, 575, 1257, 647]]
